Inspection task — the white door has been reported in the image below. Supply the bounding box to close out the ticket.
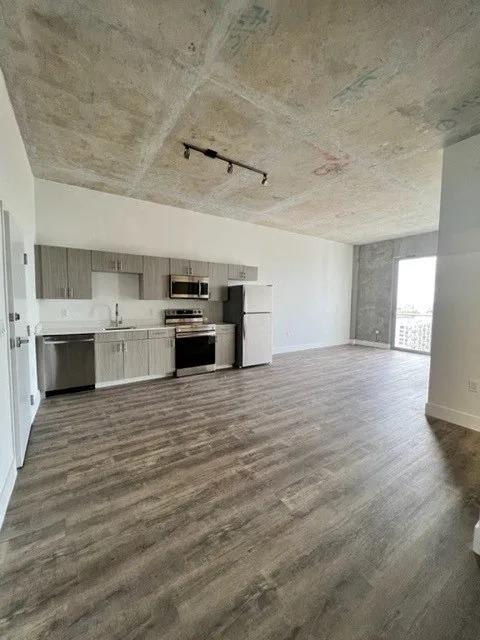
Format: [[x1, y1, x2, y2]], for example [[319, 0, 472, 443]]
[[3, 211, 31, 467], [243, 285, 272, 313], [243, 313, 272, 367]]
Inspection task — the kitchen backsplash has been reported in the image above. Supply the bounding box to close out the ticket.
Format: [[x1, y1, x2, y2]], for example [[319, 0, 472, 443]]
[[37, 272, 223, 324]]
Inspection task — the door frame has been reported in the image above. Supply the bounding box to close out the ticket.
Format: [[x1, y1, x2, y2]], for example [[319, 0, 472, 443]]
[[2, 209, 32, 467], [0, 205, 17, 464], [390, 254, 436, 356]]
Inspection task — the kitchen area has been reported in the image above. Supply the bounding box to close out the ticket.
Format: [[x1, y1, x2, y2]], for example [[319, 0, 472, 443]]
[[34, 245, 273, 396]]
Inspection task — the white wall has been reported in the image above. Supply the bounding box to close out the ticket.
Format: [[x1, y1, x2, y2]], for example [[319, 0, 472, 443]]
[[34, 179, 353, 353], [426, 133, 480, 432], [0, 70, 38, 527]]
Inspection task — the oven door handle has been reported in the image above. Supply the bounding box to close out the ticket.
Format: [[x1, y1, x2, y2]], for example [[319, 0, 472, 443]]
[[176, 332, 216, 339]]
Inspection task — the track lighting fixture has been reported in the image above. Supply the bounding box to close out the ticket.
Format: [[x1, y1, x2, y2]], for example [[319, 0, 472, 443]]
[[182, 142, 268, 186]]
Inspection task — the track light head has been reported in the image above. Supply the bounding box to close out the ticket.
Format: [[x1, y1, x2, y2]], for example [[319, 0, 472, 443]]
[[261, 173, 268, 186], [227, 162, 233, 174], [183, 145, 190, 160]]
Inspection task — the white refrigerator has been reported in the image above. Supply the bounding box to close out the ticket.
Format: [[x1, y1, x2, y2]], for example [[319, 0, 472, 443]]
[[223, 284, 273, 367]]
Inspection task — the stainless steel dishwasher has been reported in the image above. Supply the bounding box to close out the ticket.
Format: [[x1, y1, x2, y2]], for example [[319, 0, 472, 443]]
[[41, 334, 95, 395]]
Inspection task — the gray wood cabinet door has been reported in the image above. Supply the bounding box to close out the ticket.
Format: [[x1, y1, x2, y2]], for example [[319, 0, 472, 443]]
[[148, 338, 175, 376], [91, 251, 118, 272], [209, 262, 229, 302], [92, 251, 143, 273], [123, 339, 149, 378], [215, 329, 235, 367], [190, 260, 209, 277], [95, 341, 123, 382], [140, 256, 170, 299], [228, 264, 258, 281], [36, 245, 68, 298], [117, 253, 143, 274], [170, 258, 190, 275], [244, 265, 258, 281], [67, 248, 92, 299], [228, 264, 243, 280]]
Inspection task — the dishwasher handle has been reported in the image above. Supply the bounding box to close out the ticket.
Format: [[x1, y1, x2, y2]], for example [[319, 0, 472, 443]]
[[44, 337, 95, 344]]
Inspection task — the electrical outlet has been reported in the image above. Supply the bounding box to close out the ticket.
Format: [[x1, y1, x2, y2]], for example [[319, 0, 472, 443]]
[[467, 378, 479, 393]]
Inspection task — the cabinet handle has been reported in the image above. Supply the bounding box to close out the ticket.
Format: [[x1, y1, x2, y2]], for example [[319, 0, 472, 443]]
[[70, 287, 74, 298], [63, 286, 68, 298], [123, 341, 127, 353], [119, 260, 123, 271]]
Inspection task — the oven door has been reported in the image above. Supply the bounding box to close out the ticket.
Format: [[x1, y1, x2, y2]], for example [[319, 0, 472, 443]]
[[170, 275, 199, 299], [175, 332, 216, 376]]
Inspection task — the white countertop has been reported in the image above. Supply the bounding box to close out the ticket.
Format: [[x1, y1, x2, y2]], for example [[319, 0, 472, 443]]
[[35, 321, 235, 336]]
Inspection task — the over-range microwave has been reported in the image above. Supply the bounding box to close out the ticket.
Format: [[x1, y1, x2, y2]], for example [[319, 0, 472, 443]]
[[170, 275, 209, 299]]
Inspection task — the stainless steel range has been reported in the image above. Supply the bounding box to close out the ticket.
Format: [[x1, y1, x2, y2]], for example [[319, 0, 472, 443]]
[[165, 309, 216, 377]]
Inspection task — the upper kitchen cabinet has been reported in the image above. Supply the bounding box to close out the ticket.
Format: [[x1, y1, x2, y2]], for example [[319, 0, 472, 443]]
[[35, 245, 92, 299], [91, 250, 143, 274], [67, 248, 92, 299], [170, 258, 209, 277], [190, 260, 209, 277], [91, 251, 117, 272], [140, 256, 170, 300], [208, 262, 229, 302], [228, 264, 258, 281]]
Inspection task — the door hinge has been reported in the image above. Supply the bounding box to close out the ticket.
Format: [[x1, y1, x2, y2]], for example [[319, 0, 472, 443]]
[[30, 394, 34, 406], [24, 253, 28, 265]]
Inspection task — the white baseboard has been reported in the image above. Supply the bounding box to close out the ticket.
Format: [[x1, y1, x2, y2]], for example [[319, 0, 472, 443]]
[[96, 372, 172, 388], [474, 519, 480, 556], [350, 339, 391, 350], [425, 402, 480, 433], [273, 340, 349, 355], [0, 459, 17, 531]]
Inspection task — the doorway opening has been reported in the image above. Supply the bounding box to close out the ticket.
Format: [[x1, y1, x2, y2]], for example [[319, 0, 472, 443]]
[[393, 256, 436, 354]]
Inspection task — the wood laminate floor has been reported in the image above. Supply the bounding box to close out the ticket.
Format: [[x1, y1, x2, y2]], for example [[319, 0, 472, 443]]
[[1, 346, 479, 640]]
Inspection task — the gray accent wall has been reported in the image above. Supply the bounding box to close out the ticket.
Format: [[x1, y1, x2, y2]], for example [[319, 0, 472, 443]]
[[351, 232, 438, 345]]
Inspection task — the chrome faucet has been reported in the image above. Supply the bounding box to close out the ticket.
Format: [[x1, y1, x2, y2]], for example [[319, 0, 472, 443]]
[[114, 302, 123, 327]]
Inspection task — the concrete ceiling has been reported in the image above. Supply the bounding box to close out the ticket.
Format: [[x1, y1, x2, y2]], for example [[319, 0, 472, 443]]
[[1, 1, 479, 244]]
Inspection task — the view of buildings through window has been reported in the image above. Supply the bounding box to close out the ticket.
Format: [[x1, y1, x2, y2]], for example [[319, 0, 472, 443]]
[[394, 256, 437, 354]]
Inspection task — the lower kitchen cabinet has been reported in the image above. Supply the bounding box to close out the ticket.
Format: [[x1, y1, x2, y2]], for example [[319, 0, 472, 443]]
[[95, 341, 124, 382], [148, 337, 175, 377], [124, 339, 149, 378], [215, 326, 235, 368], [95, 331, 149, 383]]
